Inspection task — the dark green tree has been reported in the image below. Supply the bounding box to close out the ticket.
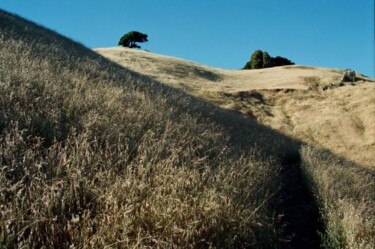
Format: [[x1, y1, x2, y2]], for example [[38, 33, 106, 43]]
[[250, 50, 264, 69], [262, 52, 273, 68], [271, 56, 294, 67], [243, 50, 294, 69], [119, 31, 148, 49], [242, 61, 252, 70]]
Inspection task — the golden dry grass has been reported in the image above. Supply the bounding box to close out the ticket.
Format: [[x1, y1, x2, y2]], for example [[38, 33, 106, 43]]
[[97, 47, 375, 170], [0, 10, 287, 248], [96, 47, 348, 92], [301, 146, 375, 248], [97, 46, 375, 248], [1, 8, 373, 248]]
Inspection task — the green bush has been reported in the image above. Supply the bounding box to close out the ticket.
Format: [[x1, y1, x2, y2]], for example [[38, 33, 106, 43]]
[[250, 50, 264, 69], [243, 50, 294, 69], [262, 52, 273, 68], [272, 56, 294, 67]]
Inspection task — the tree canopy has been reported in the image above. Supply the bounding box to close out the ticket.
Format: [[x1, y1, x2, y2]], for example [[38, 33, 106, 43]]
[[118, 31, 148, 49], [243, 50, 294, 69]]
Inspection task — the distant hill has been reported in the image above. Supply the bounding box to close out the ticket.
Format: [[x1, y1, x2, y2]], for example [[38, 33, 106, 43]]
[[95, 47, 373, 92], [97, 47, 375, 169]]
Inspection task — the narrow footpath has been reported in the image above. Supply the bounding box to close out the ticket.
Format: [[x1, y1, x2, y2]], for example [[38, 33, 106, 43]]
[[275, 156, 325, 249]]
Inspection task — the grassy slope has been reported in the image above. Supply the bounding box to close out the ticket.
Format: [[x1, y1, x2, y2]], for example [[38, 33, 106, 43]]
[[96, 47, 375, 169], [97, 47, 375, 248], [0, 10, 288, 248], [95, 47, 347, 92]]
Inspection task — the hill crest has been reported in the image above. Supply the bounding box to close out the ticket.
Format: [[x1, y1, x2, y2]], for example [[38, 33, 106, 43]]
[[96, 46, 375, 169], [95, 47, 374, 93]]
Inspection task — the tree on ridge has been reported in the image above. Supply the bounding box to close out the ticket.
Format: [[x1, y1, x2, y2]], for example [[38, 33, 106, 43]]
[[243, 50, 294, 69], [119, 31, 148, 49]]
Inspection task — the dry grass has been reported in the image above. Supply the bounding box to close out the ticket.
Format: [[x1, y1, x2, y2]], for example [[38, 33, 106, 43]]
[[301, 146, 375, 248], [97, 43, 375, 248], [0, 10, 285, 248], [96, 47, 351, 93], [260, 83, 375, 169], [2, 8, 374, 248], [97, 47, 375, 170]]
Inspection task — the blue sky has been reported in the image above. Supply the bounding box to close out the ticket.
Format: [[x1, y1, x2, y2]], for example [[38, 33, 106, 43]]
[[1, 0, 374, 77]]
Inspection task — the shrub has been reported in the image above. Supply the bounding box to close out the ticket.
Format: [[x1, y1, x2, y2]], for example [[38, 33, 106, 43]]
[[262, 52, 273, 68], [271, 56, 294, 67], [243, 50, 294, 69], [250, 50, 264, 69]]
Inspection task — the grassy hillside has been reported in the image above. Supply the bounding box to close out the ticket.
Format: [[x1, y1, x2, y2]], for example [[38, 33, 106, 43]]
[[0, 10, 294, 248], [97, 47, 375, 248], [97, 47, 375, 169], [1, 8, 373, 248]]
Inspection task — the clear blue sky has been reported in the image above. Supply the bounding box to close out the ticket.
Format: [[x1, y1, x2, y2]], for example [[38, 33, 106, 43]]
[[1, 0, 374, 77]]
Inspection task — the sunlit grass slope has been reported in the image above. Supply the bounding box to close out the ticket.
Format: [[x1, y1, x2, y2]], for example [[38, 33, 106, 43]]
[[97, 47, 375, 248], [97, 47, 375, 169], [0, 10, 285, 248]]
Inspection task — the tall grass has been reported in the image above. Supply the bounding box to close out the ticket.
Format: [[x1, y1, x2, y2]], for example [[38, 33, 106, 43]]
[[301, 146, 375, 249], [0, 10, 281, 248]]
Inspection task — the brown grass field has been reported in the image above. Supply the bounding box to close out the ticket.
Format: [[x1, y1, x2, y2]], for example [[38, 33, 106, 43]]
[[0, 9, 374, 248], [96, 47, 375, 170], [97, 47, 375, 248], [0, 10, 286, 249]]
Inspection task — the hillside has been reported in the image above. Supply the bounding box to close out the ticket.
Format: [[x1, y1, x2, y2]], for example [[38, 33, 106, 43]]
[[95, 47, 350, 92], [97, 47, 375, 248], [0, 10, 299, 249], [0, 9, 373, 248], [97, 47, 375, 169]]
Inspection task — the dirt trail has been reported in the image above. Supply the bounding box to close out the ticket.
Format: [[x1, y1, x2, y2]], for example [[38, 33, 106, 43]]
[[275, 157, 324, 249]]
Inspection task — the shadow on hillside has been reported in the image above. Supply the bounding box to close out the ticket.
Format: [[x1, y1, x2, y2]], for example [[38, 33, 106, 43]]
[[94, 48, 375, 248], [160, 63, 223, 81], [132, 68, 375, 248], [2, 9, 373, 248], [98, 52, 375, 248]]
